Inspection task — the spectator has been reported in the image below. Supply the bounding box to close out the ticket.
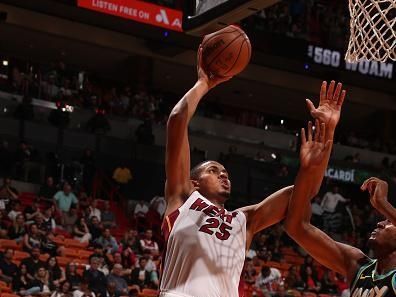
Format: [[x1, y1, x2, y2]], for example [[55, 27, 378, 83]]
[[39, 176, 58, 202], [321, 185, 349, 213], [284, 265, 304, 290], [149, 195, 166, 218], [21, 247, 46, 278], [111, 252, 134, 276], [134, 200, 148, 230], [302, 266, 321, 293], [12, 263, 40, 296], [241, 258, 256, 285], [88, 200, 101, 222], [54, 182, 78, 214], [50, 280, 72, 297], [88, 216, 103, 242], [255, 266, 282, 296], [31, 265, 51, 296], [106, 264, 129, 296], [101, 201, 116, 228], [120, 229, 141, 255], [8, 200, 23, 221], [66, 263, 82, 290], [95, 228, 118, 254], [8, 213, 26, 242], [101, 281, 118, 297], [112, 164, 132, 194], [35, 213, 49, 236], [23, 223, 43, 253], [46, 256, 66, 290], [135, 119, 154, 145], [42, 207, 57, 232], [73, 279, 96, 297], [24, 198, 42, 222], [73, 217, 92, 243], [311, 196, 324, 228], [129, 257, 151, 292], [83, 257, 107, 297], [0, 248, 18, 284], [89, 244, 111, 273], [140, 229, 159, 257], [62, 206, 78, 234], [0, 177, 19, 210]]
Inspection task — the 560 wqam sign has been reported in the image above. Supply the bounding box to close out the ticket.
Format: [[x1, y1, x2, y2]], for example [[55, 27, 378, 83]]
[[78, 0, 183, 31]]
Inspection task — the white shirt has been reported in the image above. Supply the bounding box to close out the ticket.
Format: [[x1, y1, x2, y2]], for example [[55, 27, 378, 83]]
[[73, 290, 96, 297], [255, 268, 282, 291], [150, 196, 166, 217], [321, 192, 347, 213], [8, 210, 22, 221], [311, 202, 324, 216], [89, 207, 102, 221], [134, 203, 148, 217]]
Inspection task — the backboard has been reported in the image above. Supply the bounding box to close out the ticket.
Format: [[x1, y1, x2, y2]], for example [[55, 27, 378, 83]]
[[183, 0, 280, 36]]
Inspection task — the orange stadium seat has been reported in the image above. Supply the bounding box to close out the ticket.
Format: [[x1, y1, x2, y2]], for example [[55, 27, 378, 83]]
[[139, 289, 159, 297], [56, 256, 70, 267], [64, 248, 79, 259], [64, 239, 88, 249], [1, 293, 20, 297], [79, 250, 93, 259], [13, 251, 29, 261], [39, 253, 50, 262], [0, 239, 20, 250], [303, 292, 317, 297]]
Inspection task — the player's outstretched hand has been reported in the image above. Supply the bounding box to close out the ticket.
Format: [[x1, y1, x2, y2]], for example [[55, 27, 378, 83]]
[[299, 119, 332, 169], [306, 81, 346, 134], [197, 45, 232, 90], [361, 177, 389, 210]]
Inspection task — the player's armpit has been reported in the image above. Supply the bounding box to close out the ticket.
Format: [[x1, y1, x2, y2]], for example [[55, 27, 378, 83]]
[[239, 185, 294, 248], [287, 221, 367, 283]]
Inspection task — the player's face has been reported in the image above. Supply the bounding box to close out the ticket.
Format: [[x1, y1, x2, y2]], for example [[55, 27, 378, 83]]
[[368, 219, 396, 256], [194, 161, 231, 202]]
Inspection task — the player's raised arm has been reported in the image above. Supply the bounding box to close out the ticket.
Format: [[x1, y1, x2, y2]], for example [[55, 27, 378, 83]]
[[361, 177, 396, 226], [284, 121, 366, 282], [165, 47, 232, 215], [240, 81, 346, 247]]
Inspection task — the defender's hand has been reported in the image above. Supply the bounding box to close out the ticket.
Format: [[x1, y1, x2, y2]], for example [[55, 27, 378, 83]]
[[306, 81, 346, 134]]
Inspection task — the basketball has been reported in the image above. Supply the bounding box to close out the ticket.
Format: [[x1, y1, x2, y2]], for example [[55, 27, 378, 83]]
[[201, 25, 251, 78]]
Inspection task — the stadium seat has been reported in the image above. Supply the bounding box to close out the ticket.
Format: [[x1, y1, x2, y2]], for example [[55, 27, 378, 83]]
[[56, 256, 70, 267], [64, 239, 88, 249], [0, 239, 20, 250], [1, 293, 20, 297], [64, 248, 79, 259], [139, 289, 159, 297], [303, 292, 317, 297], [78, 250, 93, 259], [13, 251, 29, 261], [39, 253, 50, 262]]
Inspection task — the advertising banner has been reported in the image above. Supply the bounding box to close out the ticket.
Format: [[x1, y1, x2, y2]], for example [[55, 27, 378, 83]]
[[78, 0, 183, 31]]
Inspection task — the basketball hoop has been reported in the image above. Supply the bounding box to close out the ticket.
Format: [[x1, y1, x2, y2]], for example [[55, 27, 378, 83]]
[[345, 0, 395, 63]]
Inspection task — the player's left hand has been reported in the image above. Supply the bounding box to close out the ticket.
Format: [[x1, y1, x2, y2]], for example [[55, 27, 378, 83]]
[[299, 120, 332, 168], [361, 177, 389, 210], [197, 45, 232, 90], [306, 81, 346, 135]]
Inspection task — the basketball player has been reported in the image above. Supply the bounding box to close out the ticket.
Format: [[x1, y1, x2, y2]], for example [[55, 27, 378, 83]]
[[160, 44, 345, 297], [285, 122, 396, 293]]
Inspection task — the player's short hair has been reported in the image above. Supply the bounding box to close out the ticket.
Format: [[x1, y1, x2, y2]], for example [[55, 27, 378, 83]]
[[190, 161, 211, 180]]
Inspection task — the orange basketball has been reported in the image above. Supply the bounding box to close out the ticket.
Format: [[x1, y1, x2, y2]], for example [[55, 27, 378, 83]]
[[201, 25, 251, 78]]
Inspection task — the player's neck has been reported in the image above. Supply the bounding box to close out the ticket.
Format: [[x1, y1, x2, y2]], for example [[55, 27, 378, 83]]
[[376, 251, 396, 275], [207, 197, 225, 209]]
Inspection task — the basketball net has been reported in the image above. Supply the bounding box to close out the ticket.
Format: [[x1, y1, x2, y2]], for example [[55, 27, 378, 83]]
[[345, 0, 396, 63]]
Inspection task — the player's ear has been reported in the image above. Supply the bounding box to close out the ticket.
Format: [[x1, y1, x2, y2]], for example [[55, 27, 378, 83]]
[[191, 179, 199, 188]]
